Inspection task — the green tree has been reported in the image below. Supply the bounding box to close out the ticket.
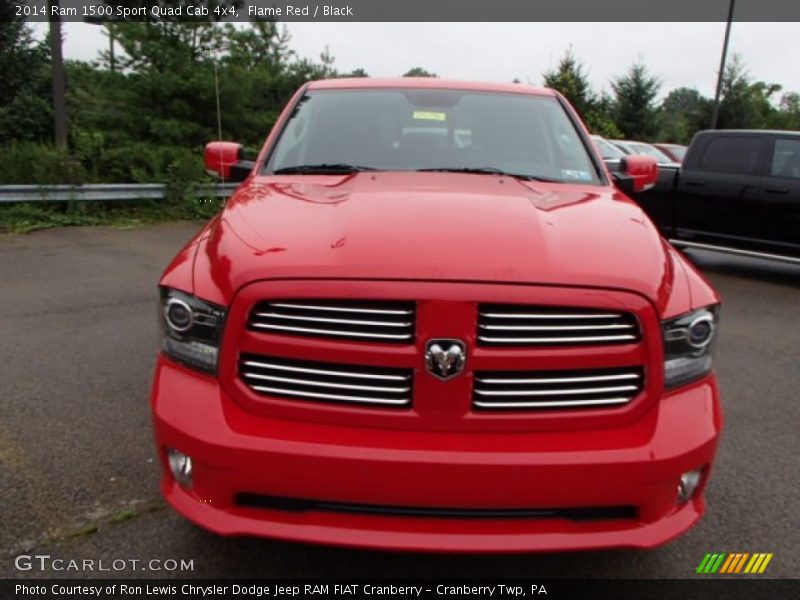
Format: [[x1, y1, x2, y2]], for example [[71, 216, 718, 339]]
[[542, 48, 594, 117], [585, 92, 622, 139], [0, 10, 52, 142], [98, 1, 243, 70], [1, 16, 342, 185], [213, 20, 306, 142], [611, 61, 661, 140], [88, 17, 310, 148], [101, 22, 225, 72], [541, 49, 621, 137], [317, 45, 337, 78], [658, 87, 710, 143], [403, 67, 437, 77], [713, 54, 780, 129], [779, 92, 800, 116], [220, 20, 293, 73], [775, 92, 800, 129]]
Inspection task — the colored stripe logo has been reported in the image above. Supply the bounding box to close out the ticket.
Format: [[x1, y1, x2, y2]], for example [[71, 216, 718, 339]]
[[696, 553, 773, 574]]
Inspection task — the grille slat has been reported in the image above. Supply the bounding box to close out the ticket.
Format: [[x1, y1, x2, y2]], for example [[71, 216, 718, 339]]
[[479, 372, 640, 385], [241, 359, 408, 381], [477, 335, 637, 344], [474, 385, 640, 397], [243, 372, 412, 393], [269, 302, 413, 315], [473, 367, 643, 411], [479, 323, 635, 331], [246, 385, 410, 406], [474, 397, 635, 409], [254, 312, 413, 328], [249, 300, 415, 343], [240, 354, 413, 408], [250, 322, 413, 340], [481, 312, 624, 319], [478, 304, 640, 346]]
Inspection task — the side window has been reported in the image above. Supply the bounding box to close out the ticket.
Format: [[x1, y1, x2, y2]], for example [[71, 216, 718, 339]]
[[698, 136, 763, 175], [770, 138, 800, 179]]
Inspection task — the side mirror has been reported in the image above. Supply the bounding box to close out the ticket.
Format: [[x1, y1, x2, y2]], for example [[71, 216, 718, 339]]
[[203, 142, 255, 183], [613, 155, 658, 194]]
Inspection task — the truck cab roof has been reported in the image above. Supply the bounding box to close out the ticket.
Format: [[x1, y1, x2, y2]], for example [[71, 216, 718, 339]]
[[307, 77, 556, 98]]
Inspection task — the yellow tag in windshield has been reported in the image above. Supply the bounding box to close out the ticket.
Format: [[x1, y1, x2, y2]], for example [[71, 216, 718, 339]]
[[413, 111, 447, 121]]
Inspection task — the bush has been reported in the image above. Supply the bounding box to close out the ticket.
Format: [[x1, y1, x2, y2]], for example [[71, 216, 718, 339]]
[[0, 140, 208, 187], [0, 195, 222, 234], [0, 143, 85, 185], [0, 141, 221, 233]]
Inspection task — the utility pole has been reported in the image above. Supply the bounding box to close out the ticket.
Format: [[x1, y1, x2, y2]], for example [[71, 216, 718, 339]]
[[710, 0, 736, 129], [214, 62, 223, 142], [49, 0, 68, 149]]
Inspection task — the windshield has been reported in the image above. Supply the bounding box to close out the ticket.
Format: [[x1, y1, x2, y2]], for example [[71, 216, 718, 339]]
[[629, 142, 673, 163], [265, 89, 602, 184], [663, 145, 686, 160], [610, 141, 633, 155], [591, 136, 626, 160]]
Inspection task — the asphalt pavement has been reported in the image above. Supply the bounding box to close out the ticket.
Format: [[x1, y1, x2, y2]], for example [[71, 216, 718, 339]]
[[1, 223, 798, 579]]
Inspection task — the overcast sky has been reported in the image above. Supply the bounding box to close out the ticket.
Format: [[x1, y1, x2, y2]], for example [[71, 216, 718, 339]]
[[35, 22, 800, 100]]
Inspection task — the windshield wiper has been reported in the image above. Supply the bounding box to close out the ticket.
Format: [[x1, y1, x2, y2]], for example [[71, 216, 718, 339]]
[[273, 163, 378, 175], [416, 167, 561, 183]]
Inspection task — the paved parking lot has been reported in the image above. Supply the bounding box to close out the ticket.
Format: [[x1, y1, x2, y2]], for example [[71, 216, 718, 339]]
[[1, 223, 798, 579]]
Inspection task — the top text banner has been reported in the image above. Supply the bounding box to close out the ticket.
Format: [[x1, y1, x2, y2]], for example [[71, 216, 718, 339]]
[[9, 0, 800, 22]]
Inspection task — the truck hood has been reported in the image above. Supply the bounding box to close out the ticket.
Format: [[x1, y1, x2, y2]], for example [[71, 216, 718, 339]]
[[196, 172, 674, 308]]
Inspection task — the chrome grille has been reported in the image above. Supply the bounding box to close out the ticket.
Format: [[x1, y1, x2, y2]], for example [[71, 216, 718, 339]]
[[478, 304, 640, 346], [240, 354, 413, 407], [473, 367, 644, 410], [248, 300, 415, 344]]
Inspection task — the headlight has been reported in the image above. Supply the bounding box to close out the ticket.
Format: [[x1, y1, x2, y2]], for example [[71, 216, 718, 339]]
[[160, 287, 227, 374], [662, 305, 719, 389]]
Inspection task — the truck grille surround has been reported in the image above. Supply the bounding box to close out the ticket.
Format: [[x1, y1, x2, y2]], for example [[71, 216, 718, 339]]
[[237, 294, 648, 416]]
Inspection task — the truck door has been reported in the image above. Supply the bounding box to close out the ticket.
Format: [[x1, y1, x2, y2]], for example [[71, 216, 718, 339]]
[[675, 134, 767, 246], [758, 137, 800, 258]]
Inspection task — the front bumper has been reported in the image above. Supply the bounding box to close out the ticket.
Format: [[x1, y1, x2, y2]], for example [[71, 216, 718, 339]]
[[151, 355, 722, 553]]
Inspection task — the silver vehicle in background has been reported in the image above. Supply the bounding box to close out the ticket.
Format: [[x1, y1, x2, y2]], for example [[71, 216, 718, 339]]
[[611, 139, 677, 165]]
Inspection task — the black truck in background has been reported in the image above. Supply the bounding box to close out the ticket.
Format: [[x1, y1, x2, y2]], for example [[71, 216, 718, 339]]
[[625, 130, 800, 265]]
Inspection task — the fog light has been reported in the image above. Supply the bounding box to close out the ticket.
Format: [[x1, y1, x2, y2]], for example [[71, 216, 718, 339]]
[[677, 469, 703, 504], [167, 448, 193, 488]]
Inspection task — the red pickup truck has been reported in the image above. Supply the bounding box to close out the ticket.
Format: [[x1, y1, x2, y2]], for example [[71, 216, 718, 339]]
[[151, 78, 722, 552]]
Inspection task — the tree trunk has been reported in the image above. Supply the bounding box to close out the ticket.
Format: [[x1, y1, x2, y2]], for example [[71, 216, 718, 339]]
[[49, 0, 68, 150], [108, 26, 116, 73]]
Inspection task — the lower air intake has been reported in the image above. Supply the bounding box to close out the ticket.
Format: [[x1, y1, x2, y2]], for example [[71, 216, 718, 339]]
[[236, 494, 637, 521]]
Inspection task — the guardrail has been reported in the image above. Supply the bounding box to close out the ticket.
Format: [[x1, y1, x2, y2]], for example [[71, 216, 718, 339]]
[[0, 183, 239, 203]]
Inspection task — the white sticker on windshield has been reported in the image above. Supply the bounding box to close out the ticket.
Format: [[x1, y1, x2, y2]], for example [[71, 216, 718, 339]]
[[561, 169, 592, 181]]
